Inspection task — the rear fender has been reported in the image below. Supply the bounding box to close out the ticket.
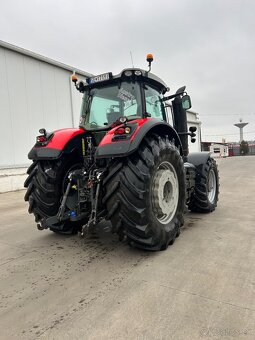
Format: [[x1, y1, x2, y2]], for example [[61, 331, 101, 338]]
[[95, 118, 182, 159], [28, 128, 85, 160], [187, 152, 211, 172]]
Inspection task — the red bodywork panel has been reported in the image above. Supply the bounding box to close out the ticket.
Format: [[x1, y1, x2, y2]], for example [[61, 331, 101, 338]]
[[99, 118, 152, 146], [35, 118, 151, 151], [40, 119, 150, 150], [41, 128, 84, 150]]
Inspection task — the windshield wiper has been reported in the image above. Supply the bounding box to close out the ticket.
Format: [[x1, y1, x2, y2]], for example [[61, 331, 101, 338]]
[[124, 102, 137, 111]]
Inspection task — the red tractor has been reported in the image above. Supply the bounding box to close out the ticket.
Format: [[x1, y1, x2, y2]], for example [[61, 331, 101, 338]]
[[24, 54, 219, 251]]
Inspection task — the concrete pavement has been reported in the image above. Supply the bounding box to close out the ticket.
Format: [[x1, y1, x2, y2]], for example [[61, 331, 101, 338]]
[[0, 156, 255, 339]]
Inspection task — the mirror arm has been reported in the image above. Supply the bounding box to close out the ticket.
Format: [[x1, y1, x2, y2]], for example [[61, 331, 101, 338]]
[[162, 91, 186, 102], [178, 132, 192, 136]]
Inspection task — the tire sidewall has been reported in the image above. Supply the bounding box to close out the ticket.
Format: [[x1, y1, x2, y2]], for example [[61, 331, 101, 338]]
[[206, 159, 219, 210], [104, 136, 185, 250], [146, 144, 185, 246]]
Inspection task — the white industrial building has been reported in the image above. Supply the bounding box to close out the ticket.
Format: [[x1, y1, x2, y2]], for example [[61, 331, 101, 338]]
[[0, 40, 91, 192], [166, 108, 201, 153], [0, 40, 202, 192], [186, 110, 201, 153]]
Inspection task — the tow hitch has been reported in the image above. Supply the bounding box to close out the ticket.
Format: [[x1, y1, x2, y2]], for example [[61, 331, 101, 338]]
[[80, 171, 104, 237], [37, 168, 106, 234], [37, 169, 87, 231]]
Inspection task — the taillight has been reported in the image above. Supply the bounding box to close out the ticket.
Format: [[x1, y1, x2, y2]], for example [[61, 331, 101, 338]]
[[35, 128, 53, 146], [114, 127, 125, 135], [114, 126, 131, 135], [112, 123, 137, 142], [36, 136, 46, 143]]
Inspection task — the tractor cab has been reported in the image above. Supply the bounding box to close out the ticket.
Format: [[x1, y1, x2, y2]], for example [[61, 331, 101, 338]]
[[73, 68, 169, 131]]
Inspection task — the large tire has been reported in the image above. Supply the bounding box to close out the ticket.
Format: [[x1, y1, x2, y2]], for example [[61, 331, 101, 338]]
[[24, 157, 84, 234], [188, 156, 219, 213], [103, 135, 185, 251]]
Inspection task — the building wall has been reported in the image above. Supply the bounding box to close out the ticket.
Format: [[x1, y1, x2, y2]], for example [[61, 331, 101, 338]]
[[0, 41, 91, 192], [229, 144, 255, 156], [187, 110, 201, 153], [165, 107, 201, 153]]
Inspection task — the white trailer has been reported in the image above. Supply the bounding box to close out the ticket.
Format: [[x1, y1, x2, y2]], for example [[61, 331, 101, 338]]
[[209, 143, 229, 158]]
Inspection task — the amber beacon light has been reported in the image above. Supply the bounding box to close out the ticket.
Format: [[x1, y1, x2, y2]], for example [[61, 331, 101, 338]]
[[71, 71, 78, 83], [146, 53, 154, 63], [146, 53, 154, 71]]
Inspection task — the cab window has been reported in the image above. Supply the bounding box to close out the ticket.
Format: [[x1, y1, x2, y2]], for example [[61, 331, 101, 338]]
[[165, 104, 173, 126], [144, 86, 164, 119], [81, 82, 142, 129]]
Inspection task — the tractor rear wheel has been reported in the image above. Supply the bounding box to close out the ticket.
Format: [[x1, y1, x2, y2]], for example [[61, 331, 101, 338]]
[[24, 157, 84, 234], [103, 135, 185, 251], [188, 156, 219, 212]]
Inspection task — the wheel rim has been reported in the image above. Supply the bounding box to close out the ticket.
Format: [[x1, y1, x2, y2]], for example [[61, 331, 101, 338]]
[[207, 169, 217, 204], [152, 161, 179, 224]]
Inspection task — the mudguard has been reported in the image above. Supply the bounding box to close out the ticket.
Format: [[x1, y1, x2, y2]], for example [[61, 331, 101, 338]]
[[28, 128, 85, 160], [187, 152, 211, 171], [95, 118, 182, 159]]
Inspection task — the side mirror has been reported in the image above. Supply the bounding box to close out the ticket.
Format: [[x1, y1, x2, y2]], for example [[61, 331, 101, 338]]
[[182, 95, 192, 110], [189, 126, 196, 143], [189, 126, 197, 133]]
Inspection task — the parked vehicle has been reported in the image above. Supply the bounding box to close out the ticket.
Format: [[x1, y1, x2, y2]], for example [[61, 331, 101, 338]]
[[24, 54, 219, 250]]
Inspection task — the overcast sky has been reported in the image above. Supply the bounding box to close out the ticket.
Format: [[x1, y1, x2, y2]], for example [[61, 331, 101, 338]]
[[1, 0, 255, 142]]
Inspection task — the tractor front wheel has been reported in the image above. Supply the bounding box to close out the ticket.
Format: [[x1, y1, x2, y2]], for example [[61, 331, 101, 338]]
[[188, 157, 219, 213]]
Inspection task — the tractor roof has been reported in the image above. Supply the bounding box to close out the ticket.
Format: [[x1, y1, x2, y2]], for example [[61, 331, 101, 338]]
[[82, 68, 169, 94]]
